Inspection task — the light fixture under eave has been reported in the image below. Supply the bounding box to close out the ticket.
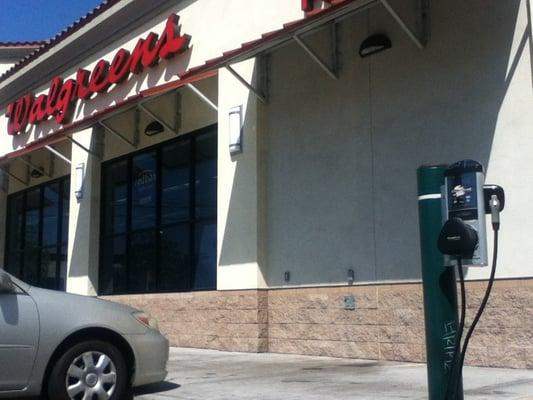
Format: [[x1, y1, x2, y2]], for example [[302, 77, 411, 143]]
[[144, 120, 165, 136], [359, 34, 392, 58], [30, 168, 45, 179]]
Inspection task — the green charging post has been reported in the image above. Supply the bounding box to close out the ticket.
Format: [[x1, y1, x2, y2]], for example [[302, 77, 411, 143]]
[[417, 165, 463, 400]]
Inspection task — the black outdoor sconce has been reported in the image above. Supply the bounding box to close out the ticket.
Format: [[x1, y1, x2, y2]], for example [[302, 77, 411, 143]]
[[144, 120, 165, 136], [359, 33, 392, 58]]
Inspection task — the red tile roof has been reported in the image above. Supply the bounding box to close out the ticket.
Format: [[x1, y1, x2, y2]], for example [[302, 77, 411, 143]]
[[0, 0, 123, 83], [0, 0, 361, 84], [0, 41, 45, 48]]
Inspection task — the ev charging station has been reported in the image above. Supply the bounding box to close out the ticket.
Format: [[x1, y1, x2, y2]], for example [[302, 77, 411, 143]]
[[417, 161, 504, 400]]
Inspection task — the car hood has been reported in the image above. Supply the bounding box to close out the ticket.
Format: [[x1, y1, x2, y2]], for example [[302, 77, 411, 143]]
[[27, 286, 148, 335]]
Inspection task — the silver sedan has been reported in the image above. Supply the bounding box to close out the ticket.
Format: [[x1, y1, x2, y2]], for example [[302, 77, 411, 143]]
[[0, 269, 168, 399]]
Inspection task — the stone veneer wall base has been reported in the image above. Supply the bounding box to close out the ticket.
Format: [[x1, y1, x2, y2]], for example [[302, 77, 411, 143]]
[[103, 278, 533, 369]]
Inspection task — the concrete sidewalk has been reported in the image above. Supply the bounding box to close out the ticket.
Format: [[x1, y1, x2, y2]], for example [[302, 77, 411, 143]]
[[134, 348, 533, 400]]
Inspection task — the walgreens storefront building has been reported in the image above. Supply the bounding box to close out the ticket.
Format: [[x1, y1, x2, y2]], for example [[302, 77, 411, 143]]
[[1, 0, 532, 369]]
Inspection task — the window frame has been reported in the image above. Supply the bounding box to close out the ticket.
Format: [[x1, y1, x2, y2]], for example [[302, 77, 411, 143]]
[[99, 124, 217, 295]]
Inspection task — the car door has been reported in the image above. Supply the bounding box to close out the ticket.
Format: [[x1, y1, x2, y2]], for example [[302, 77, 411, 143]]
[[0, 286, 39, 391]]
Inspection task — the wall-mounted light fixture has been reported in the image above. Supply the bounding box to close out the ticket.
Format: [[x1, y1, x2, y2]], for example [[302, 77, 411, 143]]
[[30, 168, 45, 179], [144, 120, 165, 136], [228, 105, 243, 155], [359, 34, 392, 58], [75, 163, 85, 200]]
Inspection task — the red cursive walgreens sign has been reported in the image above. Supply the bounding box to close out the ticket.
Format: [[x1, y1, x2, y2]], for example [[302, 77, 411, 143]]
[[5, 14, 190, 136]]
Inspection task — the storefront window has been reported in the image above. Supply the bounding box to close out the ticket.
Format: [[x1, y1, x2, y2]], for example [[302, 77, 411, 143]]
[[99, 125, 217, 295], [4, 176, 70, 290]]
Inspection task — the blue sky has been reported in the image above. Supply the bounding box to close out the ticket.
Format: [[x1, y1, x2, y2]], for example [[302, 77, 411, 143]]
[[0, 0, 104, 42]]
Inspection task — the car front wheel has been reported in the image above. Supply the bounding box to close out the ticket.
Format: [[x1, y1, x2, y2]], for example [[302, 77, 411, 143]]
[[47, 340, 129, 400]]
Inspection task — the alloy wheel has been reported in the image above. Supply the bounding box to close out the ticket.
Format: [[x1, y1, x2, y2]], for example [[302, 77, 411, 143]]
[[65, 351, 117, 400]]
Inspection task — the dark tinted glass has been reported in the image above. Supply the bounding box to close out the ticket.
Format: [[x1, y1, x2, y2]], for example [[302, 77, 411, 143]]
[[4, 177, 69, 290], [5, 252, 21, 277], [195, 131, 217, 219], [159, 224, 190, 291], [24, 188, 41, 248], [100, 235, 127, 295], [194, 222, 217, 290], [59, 244, 67, 291], [132, 152, 157, 230], [128, 230, 157, 293], [103, 160, 128, 235], [99, 126, 217, 295], [22, 246, 39, 286], [161, 141, 190, 224], [42, 183, 60, 246], [7, 194, 24, 251], [61, 179, 70, 244]]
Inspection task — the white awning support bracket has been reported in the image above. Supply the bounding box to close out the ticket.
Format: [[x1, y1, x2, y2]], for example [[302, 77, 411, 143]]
[[45, 145, 72, 165], [293, 31, 338, 80], [380, 0, 426, 49], [225, 65, 267, 104], [66, 136, 102, 159], [186, 83, 218, 112], [138, 103, 178, 135], [18, 156, 52, 178], [0, 166, 28, 186], [99, 120, 137, 149]]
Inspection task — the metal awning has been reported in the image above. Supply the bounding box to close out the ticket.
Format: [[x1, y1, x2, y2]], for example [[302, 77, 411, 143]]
[[0, 69, 217, 166], [178, 0, 426, 87]]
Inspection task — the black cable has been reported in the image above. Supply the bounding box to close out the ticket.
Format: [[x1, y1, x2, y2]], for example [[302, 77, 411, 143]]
[[453, 229, 499, 398], [445, 258, 466, 400]]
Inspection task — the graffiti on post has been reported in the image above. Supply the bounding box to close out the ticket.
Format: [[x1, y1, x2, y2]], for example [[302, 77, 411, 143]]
[[442, 320, 457, 373]]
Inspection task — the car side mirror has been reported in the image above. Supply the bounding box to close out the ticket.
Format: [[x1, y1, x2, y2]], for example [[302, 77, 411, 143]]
[[0, 270, 15, 294]]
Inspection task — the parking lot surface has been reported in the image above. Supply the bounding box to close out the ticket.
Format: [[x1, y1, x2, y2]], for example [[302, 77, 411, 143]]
[[134, 347, 533, 400]]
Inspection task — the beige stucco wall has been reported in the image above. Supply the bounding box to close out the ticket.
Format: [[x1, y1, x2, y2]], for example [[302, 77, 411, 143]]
[[66, 127, 102, 295], [1, 0, 532, 293], [263, 0, 533, 286], [216, 59, 268, 290]]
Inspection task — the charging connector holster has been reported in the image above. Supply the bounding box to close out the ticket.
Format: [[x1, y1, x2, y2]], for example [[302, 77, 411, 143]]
[[438, 218, 479, 259]]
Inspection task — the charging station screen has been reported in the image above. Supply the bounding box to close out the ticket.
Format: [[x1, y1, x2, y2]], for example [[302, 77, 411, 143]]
[[448, 173, 478, 221]]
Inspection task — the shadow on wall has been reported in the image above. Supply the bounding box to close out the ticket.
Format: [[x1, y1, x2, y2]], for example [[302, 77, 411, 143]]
[[368, 0, 525, 281], [217, 64, 266, 275], [221, 0, 526, 287], [67, 126, 103, 293]]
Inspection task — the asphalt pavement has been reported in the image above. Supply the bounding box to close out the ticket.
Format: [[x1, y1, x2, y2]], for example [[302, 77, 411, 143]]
[[133, 347, 533, 400]]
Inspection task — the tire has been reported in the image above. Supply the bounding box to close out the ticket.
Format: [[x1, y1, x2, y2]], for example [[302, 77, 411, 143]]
[[47, 340, 129, 400]]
